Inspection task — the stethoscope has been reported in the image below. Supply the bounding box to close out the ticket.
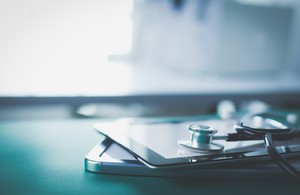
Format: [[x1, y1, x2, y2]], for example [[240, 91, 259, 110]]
[[178, 112, 300, 179]]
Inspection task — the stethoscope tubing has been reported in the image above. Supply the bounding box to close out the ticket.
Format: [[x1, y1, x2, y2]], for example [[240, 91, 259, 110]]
[[264, 133, 300, 180]]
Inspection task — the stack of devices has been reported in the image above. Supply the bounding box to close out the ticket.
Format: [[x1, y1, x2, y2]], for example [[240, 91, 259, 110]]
[[85, 116, 300, 180]]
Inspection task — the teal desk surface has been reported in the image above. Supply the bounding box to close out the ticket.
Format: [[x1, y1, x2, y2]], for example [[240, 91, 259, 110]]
[[0, 118, 299, 195]]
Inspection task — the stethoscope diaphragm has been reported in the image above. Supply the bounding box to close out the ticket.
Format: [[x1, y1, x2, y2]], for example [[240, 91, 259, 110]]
[[177, 124, 224, 152]]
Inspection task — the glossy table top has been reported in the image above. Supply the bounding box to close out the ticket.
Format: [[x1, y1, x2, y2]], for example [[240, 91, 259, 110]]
[[0, 118, 299, 195]]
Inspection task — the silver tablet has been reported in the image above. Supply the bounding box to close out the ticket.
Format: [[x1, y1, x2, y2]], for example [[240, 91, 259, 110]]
[[84, 137, 300, 179], [94, 118, 300, 169]]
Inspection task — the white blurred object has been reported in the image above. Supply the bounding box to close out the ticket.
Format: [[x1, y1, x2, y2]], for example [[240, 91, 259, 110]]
[[242, 100, 270, 113], [286, 113, 298, 125], [217, 100, 236, 119]]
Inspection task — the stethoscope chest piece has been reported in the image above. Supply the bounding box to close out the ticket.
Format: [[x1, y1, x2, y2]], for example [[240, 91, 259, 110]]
[[178, 124, 224, 152]]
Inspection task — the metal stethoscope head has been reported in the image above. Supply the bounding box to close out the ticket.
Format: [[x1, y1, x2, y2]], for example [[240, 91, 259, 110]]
[[178, 124, 226, 152]]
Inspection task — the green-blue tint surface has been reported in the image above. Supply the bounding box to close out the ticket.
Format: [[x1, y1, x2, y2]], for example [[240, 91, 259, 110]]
[[0, 118, 299, 195]]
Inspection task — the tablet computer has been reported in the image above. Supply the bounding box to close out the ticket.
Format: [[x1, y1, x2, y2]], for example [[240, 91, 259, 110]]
[[84, 137, 300, 180], [94, 118, 300, 169]]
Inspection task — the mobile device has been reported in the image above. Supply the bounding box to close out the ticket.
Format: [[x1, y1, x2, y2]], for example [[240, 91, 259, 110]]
[[94, 118, 300, 169], [84, 136, 300, 179]]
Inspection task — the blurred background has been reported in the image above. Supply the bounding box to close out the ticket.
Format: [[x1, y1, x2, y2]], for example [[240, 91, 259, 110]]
[[0, 0, 300, 120]]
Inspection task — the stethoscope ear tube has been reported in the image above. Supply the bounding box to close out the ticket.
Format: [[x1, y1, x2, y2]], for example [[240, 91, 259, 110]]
[[264, 133, 300, 180]]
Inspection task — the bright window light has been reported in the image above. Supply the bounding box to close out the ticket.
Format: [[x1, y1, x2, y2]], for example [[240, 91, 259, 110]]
[[0, 0, 133, 96]]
